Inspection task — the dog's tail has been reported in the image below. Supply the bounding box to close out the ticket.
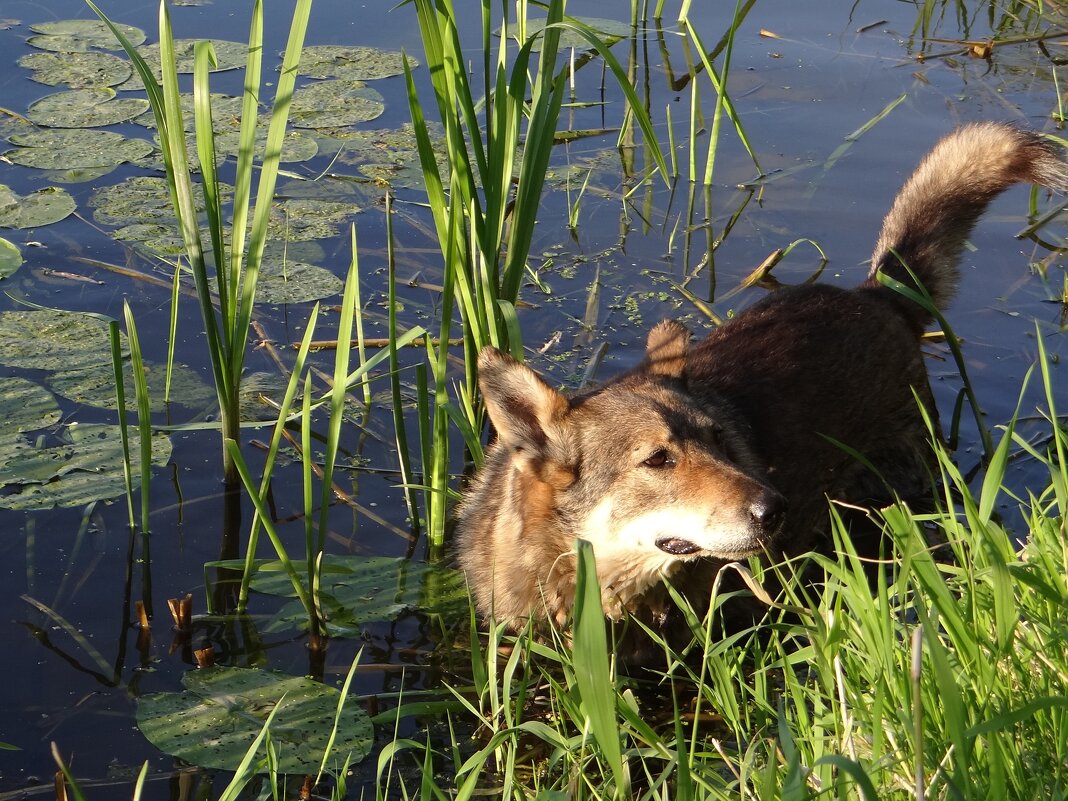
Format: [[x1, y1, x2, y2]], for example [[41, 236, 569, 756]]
[[866, 122, 1068, 324]]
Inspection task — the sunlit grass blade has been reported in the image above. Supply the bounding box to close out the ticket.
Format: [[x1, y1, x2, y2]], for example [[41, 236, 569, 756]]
[[236, 304, 320, 611], [123, 301, 153, 534], [108, 319, 135, 529], [572, 539, 628, 798]]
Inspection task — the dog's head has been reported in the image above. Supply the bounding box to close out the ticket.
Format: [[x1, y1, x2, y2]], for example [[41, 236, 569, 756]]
[[477, 321, 787, 593]]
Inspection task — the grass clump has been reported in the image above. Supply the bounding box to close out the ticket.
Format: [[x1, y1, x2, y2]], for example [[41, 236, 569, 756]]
[[422, 348, 1068, 799]]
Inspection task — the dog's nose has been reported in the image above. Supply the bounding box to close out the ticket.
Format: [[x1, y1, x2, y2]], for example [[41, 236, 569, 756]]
[[748, 492, 786, 536]]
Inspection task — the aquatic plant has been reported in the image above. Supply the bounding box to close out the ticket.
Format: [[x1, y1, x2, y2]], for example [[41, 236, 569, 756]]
[[88, 0, 313, 483]]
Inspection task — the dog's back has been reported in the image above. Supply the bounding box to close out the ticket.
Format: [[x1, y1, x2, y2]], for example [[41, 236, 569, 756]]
[[455, 123, 1068, 650]]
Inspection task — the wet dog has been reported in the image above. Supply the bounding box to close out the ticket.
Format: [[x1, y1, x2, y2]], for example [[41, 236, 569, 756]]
[[454, 123, 1068, 652]]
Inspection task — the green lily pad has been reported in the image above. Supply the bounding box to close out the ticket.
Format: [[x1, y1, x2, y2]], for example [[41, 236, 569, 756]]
[[5, 129, 154, 170], [243, 556, 467, 638], [89, 175, 185, 225], [290, 80, 384, 130], [0, 237, 22, 279], [0, 308, 122, 372], [18, 51, 132, 88], [132, 92, 245, 133], [0, 185, 76, 229], [137, 666, 373, 773], [268, 198, 358, 243], [0, 377, 61, 438], [39, 166, 123, 185], [297, 45, 417, 81], [505, 16, 631, 51], [26, 88, 149, 128], [27, 20, 147, 52], [134, 39, 247, 80], [0, 424, 171, 510], [46, 360, 216, 414], [0, 110, 36, 141], [111, 223, 189, 257], [254, 262, 344, 305], [328, 122, 449, 188]]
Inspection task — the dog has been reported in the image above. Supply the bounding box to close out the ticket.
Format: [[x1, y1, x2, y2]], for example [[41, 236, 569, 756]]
[[454, 122, 1068, 652]]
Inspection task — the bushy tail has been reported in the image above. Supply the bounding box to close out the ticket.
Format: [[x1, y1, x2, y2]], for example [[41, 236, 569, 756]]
[[866, 122, 1068, 324]]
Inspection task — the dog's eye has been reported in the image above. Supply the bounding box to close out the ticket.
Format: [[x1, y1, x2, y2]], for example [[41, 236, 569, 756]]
[[642, 449, 673, 468]]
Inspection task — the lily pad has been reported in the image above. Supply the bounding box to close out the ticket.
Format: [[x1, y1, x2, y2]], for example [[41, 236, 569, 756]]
[[39, 166, 124, 185], [0, 185, 76, 229], [5, 129, 154, 170], [0, 238, 22, 279], [18, 51, 132, 88], [290, 80, 384, 130], [297, 45, 417, 81], [46, 360, 216, 414], [244, 556, 467, 638], [0, 308, 122, 372], [254, 262, 344, 305], [27, 20, 146, 52], [0, 424, 171, 510], [268, 198, 358, 243], [0, 377, 61, 438], [134, 39, 247, 81], [26, 88, 149, 128], [328, 122, 449, 188], [137, 666, 373, 773], [89, 175, 186, 225], [132, 92, 245, 133], [505, 16, 632, 51], [0, 110, 36, 141]]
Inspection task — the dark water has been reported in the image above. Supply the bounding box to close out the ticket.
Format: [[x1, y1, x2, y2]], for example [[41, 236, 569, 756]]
[[0, 0, 1064, 794]]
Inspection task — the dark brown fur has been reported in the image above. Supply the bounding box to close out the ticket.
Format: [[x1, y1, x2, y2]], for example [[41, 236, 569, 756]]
[[454, 123, 1068, 655]]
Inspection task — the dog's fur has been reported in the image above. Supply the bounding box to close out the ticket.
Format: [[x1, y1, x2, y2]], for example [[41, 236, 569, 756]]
[[454, 123, 1068, 650]]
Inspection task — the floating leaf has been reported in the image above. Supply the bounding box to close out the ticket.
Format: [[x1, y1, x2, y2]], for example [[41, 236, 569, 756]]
[[0, 308, 121, 371], [0, 237, 22, 279], [0, 185, 76, 229], [132, 92, 244, 133], [18, 51, 132, 88], [39, 166, 123, 185], [46, 360, 215, 414], [26, 88, 149, 128], [89, 175, 189, 225], [136, 667, 373, 773], [329, 122, 449, 188], [0, 110, 35, 141], [244, 556, 467, 638], [255, 262, 344, 305], [268, 198, 358, 242], [0, 424, 171, 510], [0, 377, 61, 438], [5, 130, 154, 170], [297, 45, 417, 81], [27, 20, 146, 52], [290, 80, 384, 129], [134, 39, 247, 81], [505, 16, 632, 51]]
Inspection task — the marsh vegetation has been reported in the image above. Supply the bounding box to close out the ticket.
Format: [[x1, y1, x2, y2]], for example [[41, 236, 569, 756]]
[[0, 0, 1065, 798]]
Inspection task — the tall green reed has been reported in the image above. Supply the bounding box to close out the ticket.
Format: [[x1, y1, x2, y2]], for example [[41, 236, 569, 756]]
[[89, 0, 312, 483], [403, 0, 668, 545]]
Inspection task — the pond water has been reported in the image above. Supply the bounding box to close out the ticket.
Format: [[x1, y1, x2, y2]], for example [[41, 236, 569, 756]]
[[0, 0, 1065, 795]]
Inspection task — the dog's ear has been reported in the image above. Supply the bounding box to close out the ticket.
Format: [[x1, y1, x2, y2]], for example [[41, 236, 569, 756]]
[[643, 320, 690, 379], [478, 347, 569, 453]]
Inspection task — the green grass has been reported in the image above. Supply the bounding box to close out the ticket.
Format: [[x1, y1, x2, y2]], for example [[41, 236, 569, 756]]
[[398, 348, 1067, 798]]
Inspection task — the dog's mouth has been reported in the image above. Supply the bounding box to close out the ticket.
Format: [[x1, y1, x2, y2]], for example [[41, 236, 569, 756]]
[[655, 537, 769, 558], [655, 537, 703, 555]]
